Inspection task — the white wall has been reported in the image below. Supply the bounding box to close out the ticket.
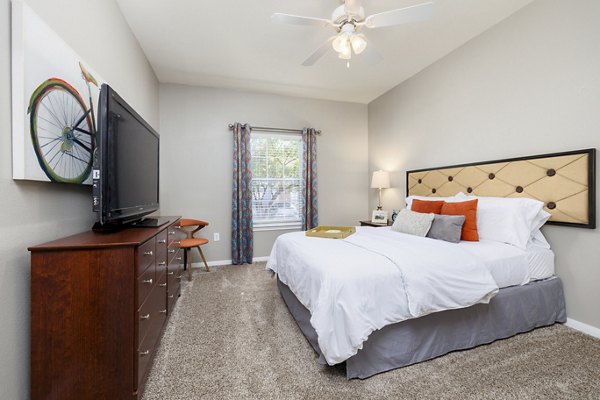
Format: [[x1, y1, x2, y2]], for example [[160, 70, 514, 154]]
[[159, 84, 369, 261], [0, 0, 158, 398], [368, 0, 600, 329]]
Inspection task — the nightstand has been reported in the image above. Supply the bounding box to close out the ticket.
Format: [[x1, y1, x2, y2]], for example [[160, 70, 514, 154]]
[[359, 220, 390, 227]]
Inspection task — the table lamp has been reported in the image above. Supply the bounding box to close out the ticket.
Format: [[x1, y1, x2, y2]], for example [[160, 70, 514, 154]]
[[371, 170, 390, 210]]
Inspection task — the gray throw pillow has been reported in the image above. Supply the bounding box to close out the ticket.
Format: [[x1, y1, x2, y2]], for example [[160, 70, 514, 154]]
[[427, 214, 465, 243], [391, 209, 435, 237]]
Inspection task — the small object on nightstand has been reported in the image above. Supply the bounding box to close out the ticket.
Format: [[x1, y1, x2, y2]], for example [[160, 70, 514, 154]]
[[359, 220, 390, 227], [371, 210, 388, 224]]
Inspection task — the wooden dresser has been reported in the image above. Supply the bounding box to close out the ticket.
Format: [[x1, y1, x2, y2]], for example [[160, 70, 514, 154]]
[[29, 217, 184, 400]]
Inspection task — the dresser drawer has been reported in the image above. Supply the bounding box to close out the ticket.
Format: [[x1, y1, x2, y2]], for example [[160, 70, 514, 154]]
[[166, 257, 181, 281], [156, 267, 168, 295], [167, 242, 180, 265], [166, 223, 181, 246], [136, 285, 167, 388], [167, 248, 183, 284], [155, 230, 168, 266], [136, 339, 154, 393], [167, 284, 179, 314], [156, 240, 168, 281], [136, 293, 153, 348], [169, 247, 183, 266], [137, 265, 155, 307], [167, 254, 182, 313], [136, 239, 156, 276]]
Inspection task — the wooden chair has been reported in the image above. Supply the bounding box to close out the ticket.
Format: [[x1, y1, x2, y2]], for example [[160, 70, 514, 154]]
[[178, 218, 210, 280]]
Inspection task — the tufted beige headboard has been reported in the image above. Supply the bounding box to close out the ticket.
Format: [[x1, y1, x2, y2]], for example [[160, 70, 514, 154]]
[[406, 149, 596, 228]]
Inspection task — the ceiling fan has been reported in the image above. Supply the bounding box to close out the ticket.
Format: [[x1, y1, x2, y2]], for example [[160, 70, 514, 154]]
[[272, 0, 434, 67]]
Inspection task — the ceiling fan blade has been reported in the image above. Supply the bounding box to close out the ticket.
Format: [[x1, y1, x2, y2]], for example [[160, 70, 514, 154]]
[[344, 0, 363, 16], [364, 2, 434, 29], [271, 13, 333, 28], [363, 42, 383, 65], [302, 37, 336, 66]]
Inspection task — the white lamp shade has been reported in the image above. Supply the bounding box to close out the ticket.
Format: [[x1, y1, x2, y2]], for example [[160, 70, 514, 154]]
[[371, 170, 390, 189], [350, 34, 367, 55], [332, 33, 350, 54]]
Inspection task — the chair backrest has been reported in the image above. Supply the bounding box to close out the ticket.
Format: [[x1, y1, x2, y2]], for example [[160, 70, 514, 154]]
[[179, 218, 209, 238]]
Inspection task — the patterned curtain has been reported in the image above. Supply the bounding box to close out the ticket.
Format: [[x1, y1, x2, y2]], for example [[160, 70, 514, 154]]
[[232, 123, 253, 264], [301, 128, 318, 230]]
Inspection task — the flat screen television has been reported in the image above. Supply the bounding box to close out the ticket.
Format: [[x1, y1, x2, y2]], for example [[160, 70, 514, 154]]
[[92, 84, 166, 229]]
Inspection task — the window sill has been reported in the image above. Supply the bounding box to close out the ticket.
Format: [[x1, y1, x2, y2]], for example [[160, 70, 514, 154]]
[[253, 223, 302, 232]]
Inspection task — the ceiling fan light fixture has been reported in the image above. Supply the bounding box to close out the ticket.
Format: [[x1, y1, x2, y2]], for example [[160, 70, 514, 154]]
[[332, 33, 350, 54], [338, 45, 352, 60], [350, 34, 367, 55]]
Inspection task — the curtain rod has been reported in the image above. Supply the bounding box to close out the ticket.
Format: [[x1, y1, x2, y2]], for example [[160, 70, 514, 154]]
[[228, 124, 321, 135]]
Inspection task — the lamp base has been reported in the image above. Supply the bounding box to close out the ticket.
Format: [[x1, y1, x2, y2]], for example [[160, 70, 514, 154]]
[[376, 205, 383, 211]]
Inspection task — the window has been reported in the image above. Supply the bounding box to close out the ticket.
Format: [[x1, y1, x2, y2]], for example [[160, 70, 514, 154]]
[[251, 133, 303, 230]]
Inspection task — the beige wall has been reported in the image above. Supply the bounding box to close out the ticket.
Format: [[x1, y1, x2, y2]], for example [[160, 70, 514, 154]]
[[368, 0, 600, 329], [159, 84, 369, 261], [0, 0, 158, 398]]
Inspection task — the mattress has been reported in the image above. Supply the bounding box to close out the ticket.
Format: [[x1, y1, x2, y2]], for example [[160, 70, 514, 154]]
[[526, 244, 555, 281], [454, 235, 555, 288]]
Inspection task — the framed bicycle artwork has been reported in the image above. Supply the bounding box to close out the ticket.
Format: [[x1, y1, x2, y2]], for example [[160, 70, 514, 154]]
[[11, 0, 106, 185]]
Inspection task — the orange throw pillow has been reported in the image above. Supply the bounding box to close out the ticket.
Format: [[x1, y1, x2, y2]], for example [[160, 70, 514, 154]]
[[441, 199, 479, 241], [412, 199, 445, 214]]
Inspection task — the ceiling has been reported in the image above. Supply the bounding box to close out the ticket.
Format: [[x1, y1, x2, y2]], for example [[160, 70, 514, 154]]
[[116, 0, 534, 104]]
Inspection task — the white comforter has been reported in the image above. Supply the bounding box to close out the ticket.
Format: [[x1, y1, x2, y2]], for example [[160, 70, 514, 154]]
[[266, 227, 500, 365]]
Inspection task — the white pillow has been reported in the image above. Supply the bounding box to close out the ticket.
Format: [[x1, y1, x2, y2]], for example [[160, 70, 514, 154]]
[[391, 209, 435, 237], [455, 193, 546, 249]]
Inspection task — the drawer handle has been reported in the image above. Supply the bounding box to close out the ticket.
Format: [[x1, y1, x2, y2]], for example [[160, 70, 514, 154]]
[[157, 239, 166, 244], [168, 294, 174, 299], [158, 261, 166, 266], [176, 275, 182, 280], [168, 249, 176, 254], [160, 309, 167, 314], [140, 314, 150, 320], [144, 251, 153, 256], [142, 278, 153, 285], [167, 271, 174, 276], [159, 283, 167, 287], [175, 256, 182, 261], [168, 231, 175, 235], [139, 350, 150, 357]]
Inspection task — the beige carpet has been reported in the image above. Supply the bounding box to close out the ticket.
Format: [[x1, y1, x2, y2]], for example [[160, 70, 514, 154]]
[[142, 263, 600, 400]]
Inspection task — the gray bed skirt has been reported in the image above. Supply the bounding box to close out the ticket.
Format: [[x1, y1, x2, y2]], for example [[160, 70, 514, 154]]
[[277, 277, 567, 379]]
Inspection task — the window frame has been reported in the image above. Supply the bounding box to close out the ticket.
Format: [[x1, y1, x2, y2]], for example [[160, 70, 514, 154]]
[[250, 131, 303, 231]]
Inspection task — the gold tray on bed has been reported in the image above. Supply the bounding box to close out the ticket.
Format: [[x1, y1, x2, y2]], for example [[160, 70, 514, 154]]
[[305, 226, 356, 239]]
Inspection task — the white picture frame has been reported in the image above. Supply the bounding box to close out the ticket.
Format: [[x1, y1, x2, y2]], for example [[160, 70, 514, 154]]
[[371, 210, 388, 224]]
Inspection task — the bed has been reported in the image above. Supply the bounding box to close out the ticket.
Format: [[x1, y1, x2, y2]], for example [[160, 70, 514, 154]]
[[267, 149, 594, 379]]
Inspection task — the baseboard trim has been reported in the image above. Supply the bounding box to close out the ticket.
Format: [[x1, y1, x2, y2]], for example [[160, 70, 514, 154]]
[[191, 256, 269, 268], [565, 318, 600, 339]]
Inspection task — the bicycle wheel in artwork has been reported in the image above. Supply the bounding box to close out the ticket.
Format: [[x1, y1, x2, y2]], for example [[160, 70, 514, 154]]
[[28, 79, 95, 183], [11, 0, 105, 184]]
